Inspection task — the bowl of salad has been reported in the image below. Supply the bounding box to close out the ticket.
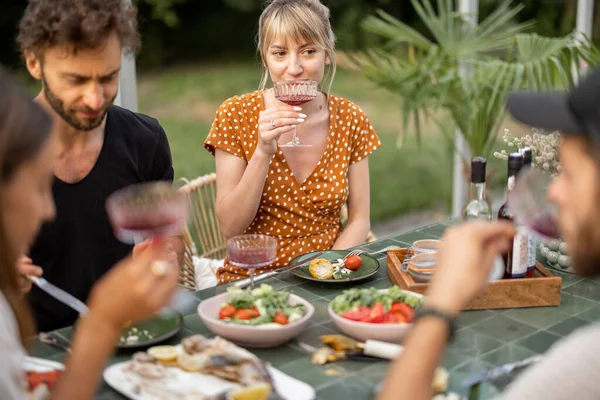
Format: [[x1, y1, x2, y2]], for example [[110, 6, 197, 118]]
[[328, 286, 424, 343], [198, 284, 314, 348]]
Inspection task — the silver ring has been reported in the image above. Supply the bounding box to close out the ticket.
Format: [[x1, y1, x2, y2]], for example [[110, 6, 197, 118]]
[[151, 260, 170, 277], [270, 119, 276, 129]]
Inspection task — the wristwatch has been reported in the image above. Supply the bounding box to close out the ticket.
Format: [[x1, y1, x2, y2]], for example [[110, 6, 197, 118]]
[[414, 306, 457, 341]]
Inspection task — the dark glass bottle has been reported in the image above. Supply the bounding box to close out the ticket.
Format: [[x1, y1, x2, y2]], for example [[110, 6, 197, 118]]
[[520, 147, 537, 277], [498, 153, 527, 279]]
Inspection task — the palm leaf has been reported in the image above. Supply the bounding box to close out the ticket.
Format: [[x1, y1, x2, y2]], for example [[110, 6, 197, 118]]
[[340, 0, 600, 157]]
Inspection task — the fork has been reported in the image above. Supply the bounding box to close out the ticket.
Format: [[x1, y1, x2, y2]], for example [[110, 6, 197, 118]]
[[334, 249, 364, 267]]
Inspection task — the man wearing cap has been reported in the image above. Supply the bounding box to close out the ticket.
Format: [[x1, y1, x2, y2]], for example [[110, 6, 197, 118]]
[[379, 68, 600, 399]]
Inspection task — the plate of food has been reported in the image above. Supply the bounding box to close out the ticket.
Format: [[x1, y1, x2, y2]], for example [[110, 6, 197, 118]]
[[103, 334, 316, 400], [118, 311, 184, 349], [328, 286, 424, 343], [198, 284, 314, 348], [24, 357, 64, 399], [290, 250, 379, 283]]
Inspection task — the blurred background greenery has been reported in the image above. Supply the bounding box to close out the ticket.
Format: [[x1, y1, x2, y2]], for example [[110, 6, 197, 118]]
[[1, 0, 598, 224]]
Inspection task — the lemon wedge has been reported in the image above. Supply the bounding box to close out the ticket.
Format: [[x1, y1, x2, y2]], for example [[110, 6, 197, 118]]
[[230, 383, 271, 400], [147, 345, 179, 363], [308, 258, 334, 280]]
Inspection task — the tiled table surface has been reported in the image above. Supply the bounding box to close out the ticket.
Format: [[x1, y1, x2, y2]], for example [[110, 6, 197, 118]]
[[32, 220, 600, 399]]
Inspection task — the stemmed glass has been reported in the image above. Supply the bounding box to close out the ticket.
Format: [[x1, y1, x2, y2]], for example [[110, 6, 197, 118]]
[[227, 234, 277, 290], [106, 181, 189, 244], [274, 80, 318, 148], [106, 182, 191, 313], [507, 167, 561, 240]]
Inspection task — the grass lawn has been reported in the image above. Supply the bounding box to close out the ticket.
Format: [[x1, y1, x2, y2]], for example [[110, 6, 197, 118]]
[[140, 61, 511, 222]]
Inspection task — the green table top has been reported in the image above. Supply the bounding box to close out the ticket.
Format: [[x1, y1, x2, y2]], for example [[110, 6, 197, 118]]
[[32, 219, 600, 399]]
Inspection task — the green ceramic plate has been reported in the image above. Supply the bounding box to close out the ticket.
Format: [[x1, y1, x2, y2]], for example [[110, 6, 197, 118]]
[[118, 310, 184, 349], [291, 250, 379, 283]]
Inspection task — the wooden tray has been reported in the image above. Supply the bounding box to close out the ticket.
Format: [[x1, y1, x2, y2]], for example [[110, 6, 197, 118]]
[[387, 249, 562, 310]]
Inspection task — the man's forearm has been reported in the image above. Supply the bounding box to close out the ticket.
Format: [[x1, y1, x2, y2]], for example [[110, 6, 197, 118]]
[[378, 317, 451, 400]]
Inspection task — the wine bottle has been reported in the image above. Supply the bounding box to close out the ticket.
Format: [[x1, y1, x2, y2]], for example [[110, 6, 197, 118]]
[[498, 153, 527, 279], [462, 157, 492, 221], [520, 147, 537, 277]]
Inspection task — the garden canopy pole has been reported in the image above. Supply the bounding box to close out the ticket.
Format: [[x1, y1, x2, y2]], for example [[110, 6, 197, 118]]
[[115, 53, 138, 112], [452, 0, 478, 217], [576, 0, 594, 79], [114, 0, 139, 112]]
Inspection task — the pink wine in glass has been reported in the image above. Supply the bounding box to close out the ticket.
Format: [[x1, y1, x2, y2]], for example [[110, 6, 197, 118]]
[[227, 235, 277, 289], [275, 94, 317, 107], [273, 80, 319, 148], [106, 182, 189, 244]]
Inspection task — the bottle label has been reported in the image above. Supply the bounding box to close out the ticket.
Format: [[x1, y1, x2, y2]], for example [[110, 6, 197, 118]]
[[511, 228, 528, 278], [527, 235, 537, 270]]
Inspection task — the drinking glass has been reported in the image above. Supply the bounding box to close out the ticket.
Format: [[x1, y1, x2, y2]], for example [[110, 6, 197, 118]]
[[273, 80, 318, 148], [227, 235, 277, 289], [105, 181, 192, 314], [106, 181, 189, 245], [508, 167, 561, 240]]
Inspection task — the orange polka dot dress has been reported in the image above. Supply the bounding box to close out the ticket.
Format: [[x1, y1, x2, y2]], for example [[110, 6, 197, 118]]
[[204, 91, 381, 284]]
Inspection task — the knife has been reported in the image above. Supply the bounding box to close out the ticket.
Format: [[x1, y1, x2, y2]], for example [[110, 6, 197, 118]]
[[233, 251, 324, 289], [30, 276, 89, 315], [461, 354, 543, 387], [39, 332, 72, 353]]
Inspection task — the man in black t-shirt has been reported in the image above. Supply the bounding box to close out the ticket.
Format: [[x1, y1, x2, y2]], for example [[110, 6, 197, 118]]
[[16, 0, 181, 331]]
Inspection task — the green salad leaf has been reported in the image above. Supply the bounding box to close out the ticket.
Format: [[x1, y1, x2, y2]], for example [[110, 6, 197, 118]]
[[224, 284, 306, 325], [330, 285, 423, 315]]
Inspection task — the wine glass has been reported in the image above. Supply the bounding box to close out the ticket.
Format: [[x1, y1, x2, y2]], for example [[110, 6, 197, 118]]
[[106, 181, 189, 245], [273, 80, 318, 148], [507, 167, 561, 240], [106, 182, 192, 315], [227, 234, 277, 290]]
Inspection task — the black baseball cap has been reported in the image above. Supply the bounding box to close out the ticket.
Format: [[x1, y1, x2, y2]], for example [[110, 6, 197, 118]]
[[507, 67, 600, 145]]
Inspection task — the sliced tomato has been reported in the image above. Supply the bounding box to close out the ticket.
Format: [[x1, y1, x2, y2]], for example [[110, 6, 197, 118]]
[[219, 304, 237, 319], [368, 302, 385, 323], [383, 311, 400, 324], [273, 311, 289, 325], [248, 306, 260, 318], [391, 302, 414, 322], [342, 306, 370, 322], [345, 255, 363, 270], [234, 309, 254, 320]]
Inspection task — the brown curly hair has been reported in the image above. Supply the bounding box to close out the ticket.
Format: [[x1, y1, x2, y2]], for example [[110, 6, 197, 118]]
[[17, 0, 141, 57]]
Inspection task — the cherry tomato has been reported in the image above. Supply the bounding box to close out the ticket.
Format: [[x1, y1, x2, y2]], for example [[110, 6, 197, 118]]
[[342, 306, 371, 322], [390, 302, 414, 322], [219, 304, 236, 319], [345, 255, 363, 270], [234, 309, 254, 320], [273, 311, 289, 325], [369, 302, 385, 323]]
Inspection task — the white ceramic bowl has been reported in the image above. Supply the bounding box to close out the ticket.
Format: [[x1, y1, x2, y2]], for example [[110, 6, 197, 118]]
[[198, 292, 314, 348], [328, 289, 424, 344]]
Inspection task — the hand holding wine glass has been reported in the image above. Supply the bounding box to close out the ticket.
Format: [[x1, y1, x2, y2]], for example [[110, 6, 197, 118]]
[[87, 238, 178, 331], [257, 105, 306, 156], [274, 80, 318, 148]]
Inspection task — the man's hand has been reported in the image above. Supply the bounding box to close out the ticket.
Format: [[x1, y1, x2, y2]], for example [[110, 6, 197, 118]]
[[16, 256, 43, 294], [427, 221, 515, 314]]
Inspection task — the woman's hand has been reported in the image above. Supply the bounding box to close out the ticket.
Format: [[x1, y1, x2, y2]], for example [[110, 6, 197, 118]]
[[16, 256, 43, 294], [257, 105, 305, 156], [87, 238, 179, 331], [133, 237, 179, 267]]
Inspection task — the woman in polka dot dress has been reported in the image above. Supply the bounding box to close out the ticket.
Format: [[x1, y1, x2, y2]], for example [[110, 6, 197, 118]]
[[204, 0, 382, 284]]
